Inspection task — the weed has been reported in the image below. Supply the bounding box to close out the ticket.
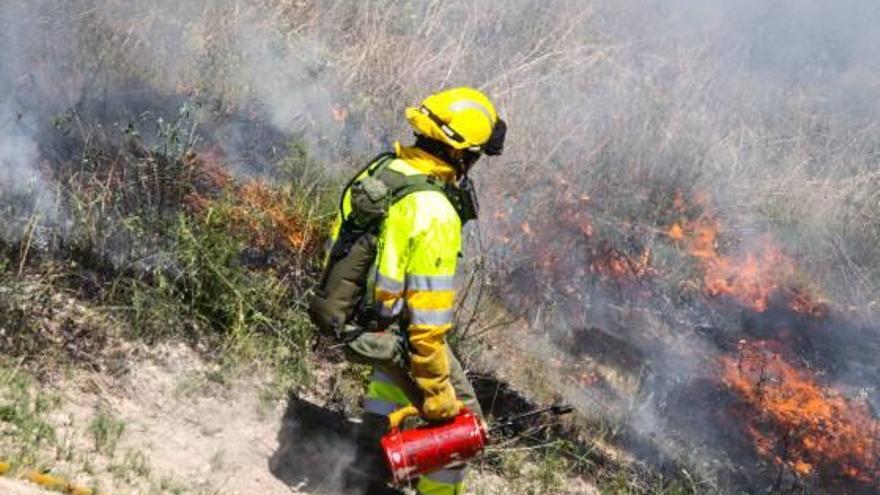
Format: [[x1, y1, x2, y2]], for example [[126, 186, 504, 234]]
[[172, 372, 209, 400], [110, 448, 152, 483], [88, 406, 126, 457], [152, 474, 189, 495], [54, 414, 77, 463], [531, 442, 574, 493], [0, 362, 59, 467], [325, 362, 371, 416]]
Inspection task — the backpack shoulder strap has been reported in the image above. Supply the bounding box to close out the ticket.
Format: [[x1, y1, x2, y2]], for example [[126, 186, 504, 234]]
[[338, 152, 396, 215], [375, 167, 448, 205]]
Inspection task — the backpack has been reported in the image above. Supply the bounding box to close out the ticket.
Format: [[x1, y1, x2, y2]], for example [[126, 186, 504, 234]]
[[308, 153, 454, 342]]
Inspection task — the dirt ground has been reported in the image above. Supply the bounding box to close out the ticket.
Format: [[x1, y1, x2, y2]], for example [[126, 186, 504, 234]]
[[1, 342, 314, 495], [0, 339, 596, 495], [0, 477, 53, 495]]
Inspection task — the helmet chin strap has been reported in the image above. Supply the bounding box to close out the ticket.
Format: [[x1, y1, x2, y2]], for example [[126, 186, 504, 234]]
[[413, 135, 481, 223], [413, 135, 476, 179]]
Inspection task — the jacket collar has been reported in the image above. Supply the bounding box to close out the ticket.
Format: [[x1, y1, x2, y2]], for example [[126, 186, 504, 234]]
[[394, 142, 457, 183]]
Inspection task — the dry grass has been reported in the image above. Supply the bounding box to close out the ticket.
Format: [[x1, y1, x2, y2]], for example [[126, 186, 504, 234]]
[[2, 1, 880, 493]]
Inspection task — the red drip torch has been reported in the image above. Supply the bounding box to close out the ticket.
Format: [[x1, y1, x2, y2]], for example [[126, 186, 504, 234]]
[[381, 404, 574, 484]]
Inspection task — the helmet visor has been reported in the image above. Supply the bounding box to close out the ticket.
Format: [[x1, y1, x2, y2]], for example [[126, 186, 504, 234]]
[[419, 105, 505, 155], [420, 105, 466, 144]]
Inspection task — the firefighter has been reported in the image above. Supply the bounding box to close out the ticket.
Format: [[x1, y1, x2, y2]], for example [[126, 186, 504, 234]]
[[322, 87, 505, 494]]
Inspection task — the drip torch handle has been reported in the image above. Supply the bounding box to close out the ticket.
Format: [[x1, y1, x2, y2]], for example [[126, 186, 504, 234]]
[[388, 405, 421, 429], [388, 402, 470, 429]]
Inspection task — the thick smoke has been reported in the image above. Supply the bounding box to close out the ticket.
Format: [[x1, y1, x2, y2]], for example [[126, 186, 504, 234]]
[[0, 2, 61, 239], [480, 2, 880, 491], [0, 108, 46, 218]]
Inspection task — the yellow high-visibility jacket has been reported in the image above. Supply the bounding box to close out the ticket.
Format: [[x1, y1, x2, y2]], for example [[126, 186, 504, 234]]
[[330, 143, 461, 406]]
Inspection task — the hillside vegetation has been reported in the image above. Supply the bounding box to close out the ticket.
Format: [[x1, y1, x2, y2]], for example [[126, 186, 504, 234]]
[[1, 1, 879, 494]]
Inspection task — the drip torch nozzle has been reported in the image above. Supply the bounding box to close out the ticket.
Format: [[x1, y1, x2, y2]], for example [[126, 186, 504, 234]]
[[489, 403, 575, 433], [550, 405, 575, 415]]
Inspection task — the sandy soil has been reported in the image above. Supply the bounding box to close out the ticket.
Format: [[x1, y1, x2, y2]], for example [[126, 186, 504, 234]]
[[0, 478, 55, 495], [0, 339, 595, 495], [4, 342, 308, 495]]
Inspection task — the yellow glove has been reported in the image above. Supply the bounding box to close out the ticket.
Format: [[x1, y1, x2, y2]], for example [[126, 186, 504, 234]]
[[388, 398, 464, 429], [408, 328, 461, 421], [388, 405, 421, 429], [422, 386, 463, 422]]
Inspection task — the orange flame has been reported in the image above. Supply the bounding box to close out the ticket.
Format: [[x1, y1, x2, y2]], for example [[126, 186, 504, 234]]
[[331, 104, 348, 123], [669, 201, 795, 312], [704, 239, 793, 312], [589, 244, 653, 279], [183, 152, 321, 256], [789, 289, 830, 319], [722, 341, 879, 483], [237, 181, 313, 251]]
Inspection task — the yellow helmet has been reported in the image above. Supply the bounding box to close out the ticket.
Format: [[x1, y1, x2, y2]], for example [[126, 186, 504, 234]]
[[405, 87, 506, 155]]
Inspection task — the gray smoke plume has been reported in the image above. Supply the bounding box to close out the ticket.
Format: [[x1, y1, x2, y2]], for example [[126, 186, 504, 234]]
[[477, 1, 880, 491], [0, 109, 54, 243], [0, 1, 62, 241]]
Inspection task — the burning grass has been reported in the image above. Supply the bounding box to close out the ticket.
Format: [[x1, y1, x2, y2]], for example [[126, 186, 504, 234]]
[[491, 183, 876, 491], [183, 152, 324, 261], [667, 203, 791, 312], [722, 340, 879, 488], [0, 101, 338, 395], [667, 193, 828, 317]]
